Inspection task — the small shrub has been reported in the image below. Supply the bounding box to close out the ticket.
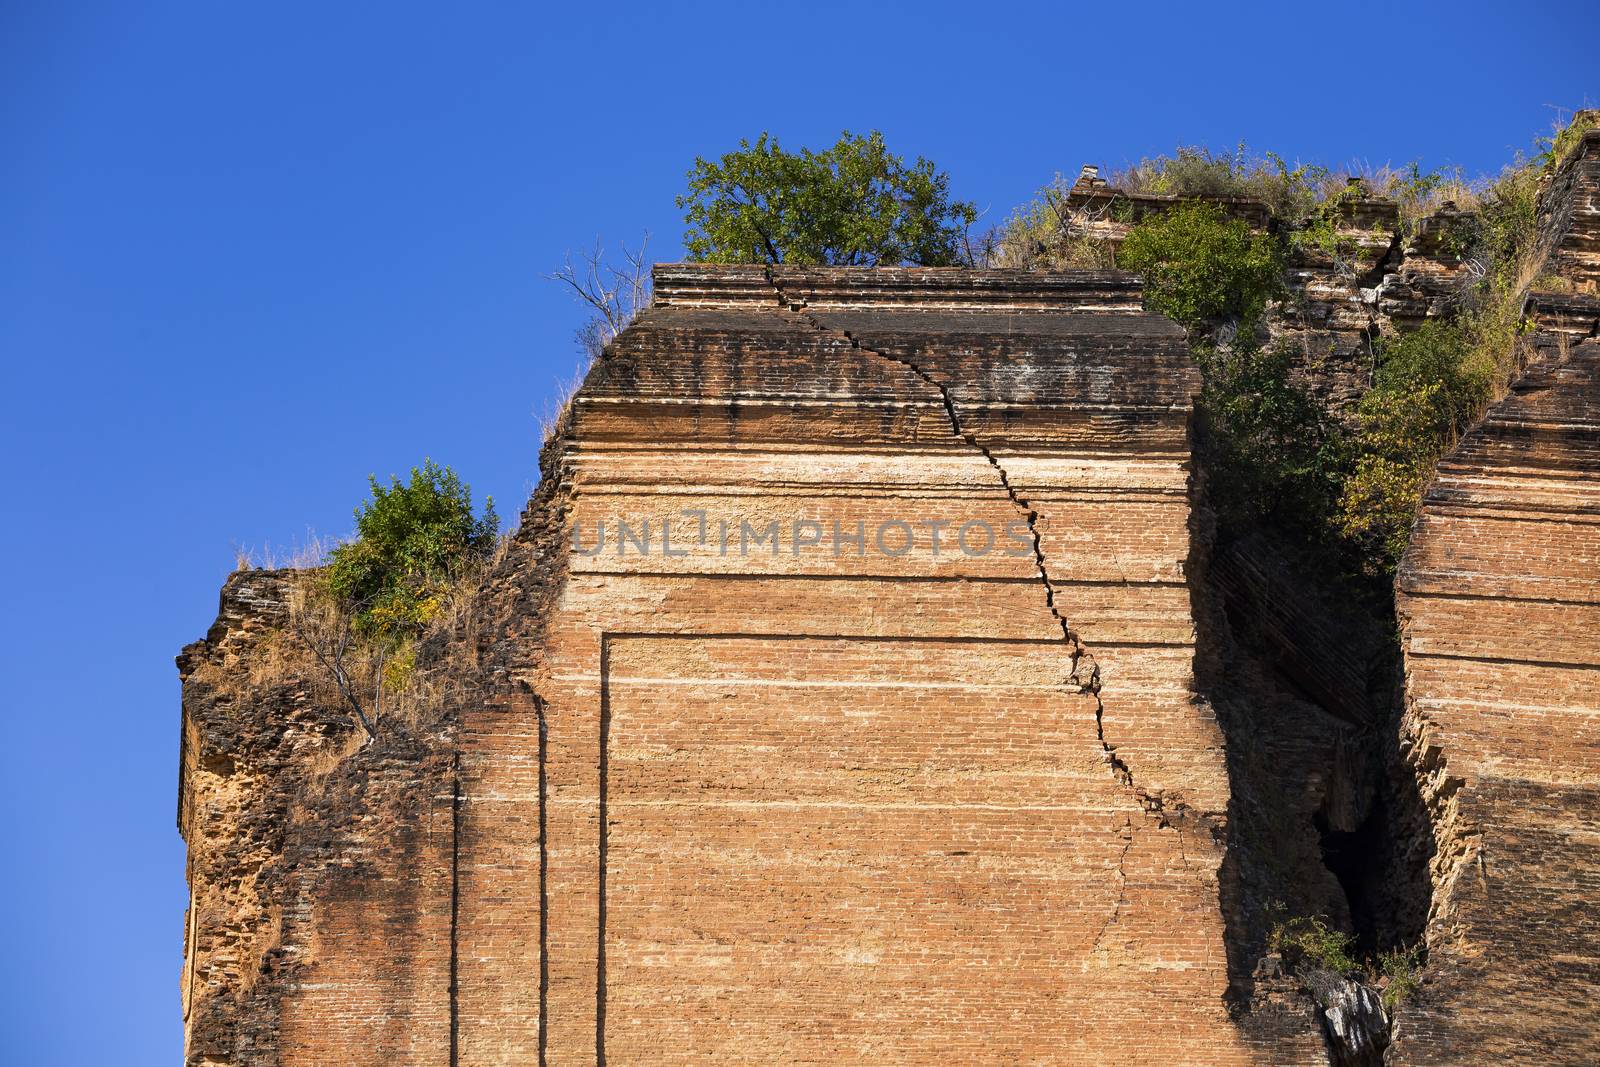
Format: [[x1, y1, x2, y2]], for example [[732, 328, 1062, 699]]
[[1375, 319, 1492, 424], [1463, 161, 1542, 299], [1377, 944, 1424, 1011], [1118, 202, 1283, 334], [327, 460, 499, 642], [381, 642, 417, 694], [1267, 912, 1426, 1017], [1287, 181, 1364, 270], [1535, 109, 1600, 171], [993, 182, 1123, 270], [1334, 322, 1492, 572], [1269, 913, 1361, 977], [1335, 449, 1434, 572]]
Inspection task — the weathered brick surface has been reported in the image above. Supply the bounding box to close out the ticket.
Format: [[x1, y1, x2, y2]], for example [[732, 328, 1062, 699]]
[[183, 266, 1323, 1064], [1391, 337, 1600, 1064], [479, 265, 1270, 1063], [1389, 131, 1600, 1065], [1533, 130, 1600, 293], [177, 572, 456, 1066], [1036, 175, 1479, 419]]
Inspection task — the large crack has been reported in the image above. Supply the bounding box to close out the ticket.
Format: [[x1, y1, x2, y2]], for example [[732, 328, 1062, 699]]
[[761, 267, 1184, 830]]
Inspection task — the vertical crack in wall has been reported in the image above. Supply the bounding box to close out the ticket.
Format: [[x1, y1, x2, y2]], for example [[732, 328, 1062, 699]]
[[449, 753, 461, 1067], [1091, 817, 1135, 952], [760, 268, 1183, 830], [595, 636, 612, 1067], [534, 691, 550, 1067]]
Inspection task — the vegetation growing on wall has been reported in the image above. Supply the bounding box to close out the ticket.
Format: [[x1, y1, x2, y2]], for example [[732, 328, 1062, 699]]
[[1335, 322, 1493, 567], [1003, 114, 1594, 576], [678, 130, 979, 267], [997, 145, 1480, 273], [1376, 944, 1424, 1012], [1539, 109, 1600, 171], [1116, 203, 1342, 539], [230, 462, 501, 736], [1332, 135, 1560, 571], [1270, 913, 1362, 977], [1195, 340, 1343, 534], [327, 459, 499, 641], [1118, 202, 1283, 331], [1268, 911, 1424, 1012]]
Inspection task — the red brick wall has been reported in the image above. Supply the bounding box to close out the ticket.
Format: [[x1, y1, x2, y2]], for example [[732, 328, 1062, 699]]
[[1390, 134, 1600, 1064], [450, 267, 1275, 1064]]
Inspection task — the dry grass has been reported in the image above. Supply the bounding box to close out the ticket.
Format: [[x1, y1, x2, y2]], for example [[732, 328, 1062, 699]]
[[537, 357, 592, 445], [370, 529, 515, 730], [1107, 147, 1490, 233], [1108, 145, 1310, 214], [1339, 161, 1486, 229], [1002, 110, 1600, 277], [231, 531, 340, 573], [300, 727, 371, 784]]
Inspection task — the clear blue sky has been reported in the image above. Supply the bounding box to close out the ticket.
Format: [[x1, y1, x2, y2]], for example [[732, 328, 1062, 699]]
[[0, 1, 1592, 1061]]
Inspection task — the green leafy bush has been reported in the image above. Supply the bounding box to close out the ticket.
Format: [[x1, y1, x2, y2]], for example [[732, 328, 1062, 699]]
[[1116, 203, 1337, 537], [1198, 341, 1341, 530], [327, 460, 498, 641], [1335, 392, 1446, 571], [1118, 202, 1283, 333], [1370, 319, 1489, 414], [1269, 913, 1361, 977], [678, 130, 978, 267]]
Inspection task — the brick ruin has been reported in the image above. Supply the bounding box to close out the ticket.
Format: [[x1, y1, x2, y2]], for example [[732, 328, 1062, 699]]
[[177, 131, 1600, 1064]]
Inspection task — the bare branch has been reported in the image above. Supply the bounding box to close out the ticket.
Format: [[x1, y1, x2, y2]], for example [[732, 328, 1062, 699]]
[[287, 587, 378, 738], [546, 233, 653, 363]]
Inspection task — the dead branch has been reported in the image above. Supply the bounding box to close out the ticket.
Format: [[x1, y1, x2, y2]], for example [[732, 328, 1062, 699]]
[[547, 233, 653, 362], [288, 589, 378, 738]]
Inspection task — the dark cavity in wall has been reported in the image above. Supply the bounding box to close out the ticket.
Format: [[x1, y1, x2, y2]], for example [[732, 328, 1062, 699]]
[[1315, 807, 1383, 949], [1192, 503, 1433, 1022]]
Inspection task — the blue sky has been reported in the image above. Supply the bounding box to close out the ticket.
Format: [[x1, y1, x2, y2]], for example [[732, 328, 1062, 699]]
[[0, 1, 1593, 1061]]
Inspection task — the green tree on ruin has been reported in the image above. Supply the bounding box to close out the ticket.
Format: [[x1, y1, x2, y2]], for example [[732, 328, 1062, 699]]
[[677, 130, 979, 267]]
